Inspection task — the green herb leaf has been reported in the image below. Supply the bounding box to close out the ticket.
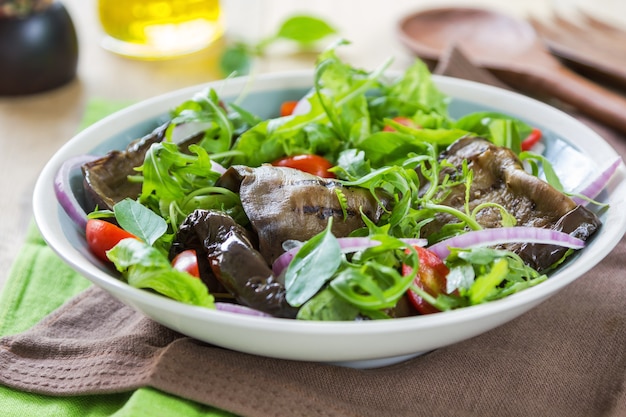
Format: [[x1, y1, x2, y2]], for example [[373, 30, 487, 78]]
[[276, 15, 337, 45], [467, 258, 509, 304], [330, 260, 413, 310], [328, 235, 417, 310], [454, 111, 531, 154], [169, 89, 233, 154], [445, 247, 547, 306], [285, 218, 342, 307], [107, 238, 214, 308], [220, 43, 252, 76], [410, 284, 466, 311], [389, 59, 450, 116], [137, 142, 229, 229], [113, 198, 167, 245], [297, 287, 360, 321], [218, 15, 337, 77]]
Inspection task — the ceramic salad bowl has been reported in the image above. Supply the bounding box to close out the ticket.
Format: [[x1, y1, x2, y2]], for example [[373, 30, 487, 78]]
[[33, 69, 626, 368]]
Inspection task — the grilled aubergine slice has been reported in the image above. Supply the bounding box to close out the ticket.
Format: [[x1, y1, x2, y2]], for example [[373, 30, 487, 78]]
[[420, 137, 601, 271]]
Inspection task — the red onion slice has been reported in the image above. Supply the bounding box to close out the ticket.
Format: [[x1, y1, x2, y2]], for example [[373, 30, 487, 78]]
[[54, 154, 99, 230], [572, 157, 622, 206], [427, 227, 585, 260], [215, 302, 272, 317], [210, 160, 226, 175]]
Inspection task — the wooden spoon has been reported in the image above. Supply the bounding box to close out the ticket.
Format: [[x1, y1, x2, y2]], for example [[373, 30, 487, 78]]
[[397, 7, 626, 134]]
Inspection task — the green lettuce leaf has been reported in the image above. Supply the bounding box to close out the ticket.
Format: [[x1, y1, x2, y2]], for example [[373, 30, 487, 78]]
[[107, 238, 214, 308]]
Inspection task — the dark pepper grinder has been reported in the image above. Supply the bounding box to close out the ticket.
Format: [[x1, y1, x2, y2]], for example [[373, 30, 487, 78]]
[[0, 0, 78, 95]]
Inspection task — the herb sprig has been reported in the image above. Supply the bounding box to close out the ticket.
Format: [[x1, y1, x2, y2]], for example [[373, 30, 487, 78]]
[[220, 15, 338, 76]]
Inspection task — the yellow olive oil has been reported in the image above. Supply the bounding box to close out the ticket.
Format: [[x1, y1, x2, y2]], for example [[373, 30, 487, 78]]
[[98, 0, 222, 59]]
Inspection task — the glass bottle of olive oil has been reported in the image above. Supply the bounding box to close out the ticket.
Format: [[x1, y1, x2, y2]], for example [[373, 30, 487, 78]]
[[98, 0, 222, 59]]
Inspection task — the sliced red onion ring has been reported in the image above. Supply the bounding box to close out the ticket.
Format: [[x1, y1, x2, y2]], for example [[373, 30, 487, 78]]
[[427, 227, 585, 260], [210, 160, 226, 175], [215, 302, 271, 317], [271, 236, 426, 276], [54, 154, 99, 230], [572, 157, 622, 206]]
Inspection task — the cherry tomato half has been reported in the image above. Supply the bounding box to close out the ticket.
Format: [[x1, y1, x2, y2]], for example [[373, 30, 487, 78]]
[[280, 100, 299, 117], [521, 127, 542, 151], [85, 219, 137, 263], [382, 116, 420, 132], [402, 246, 450, 315], [272, 154, 336, 178], [171, 249, 200, 278]]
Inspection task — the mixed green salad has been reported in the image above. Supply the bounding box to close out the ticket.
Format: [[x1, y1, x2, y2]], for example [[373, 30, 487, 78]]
[[59, 41, 613, 321]]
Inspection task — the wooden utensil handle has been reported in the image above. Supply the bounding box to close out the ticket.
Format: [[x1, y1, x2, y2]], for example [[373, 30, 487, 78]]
[[532, 65, 626, 134]]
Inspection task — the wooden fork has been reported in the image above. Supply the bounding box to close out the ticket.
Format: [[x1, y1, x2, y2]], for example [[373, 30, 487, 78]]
[[530, 12, 626, 90]]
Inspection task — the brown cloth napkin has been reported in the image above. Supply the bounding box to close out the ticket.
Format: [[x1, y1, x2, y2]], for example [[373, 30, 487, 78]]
[[1, 49, 625, 417]]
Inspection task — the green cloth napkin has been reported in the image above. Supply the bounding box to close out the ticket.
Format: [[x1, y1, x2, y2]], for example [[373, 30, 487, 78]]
[[0, 100, 235, 417]]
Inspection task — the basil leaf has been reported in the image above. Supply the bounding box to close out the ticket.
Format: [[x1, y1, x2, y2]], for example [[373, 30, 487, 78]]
[[113, 198, 167, 245], [285, 219, 342, 307], [276, 16, 337, 45], [297, 287, 360, 321], [218, 15, 336, 77]]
